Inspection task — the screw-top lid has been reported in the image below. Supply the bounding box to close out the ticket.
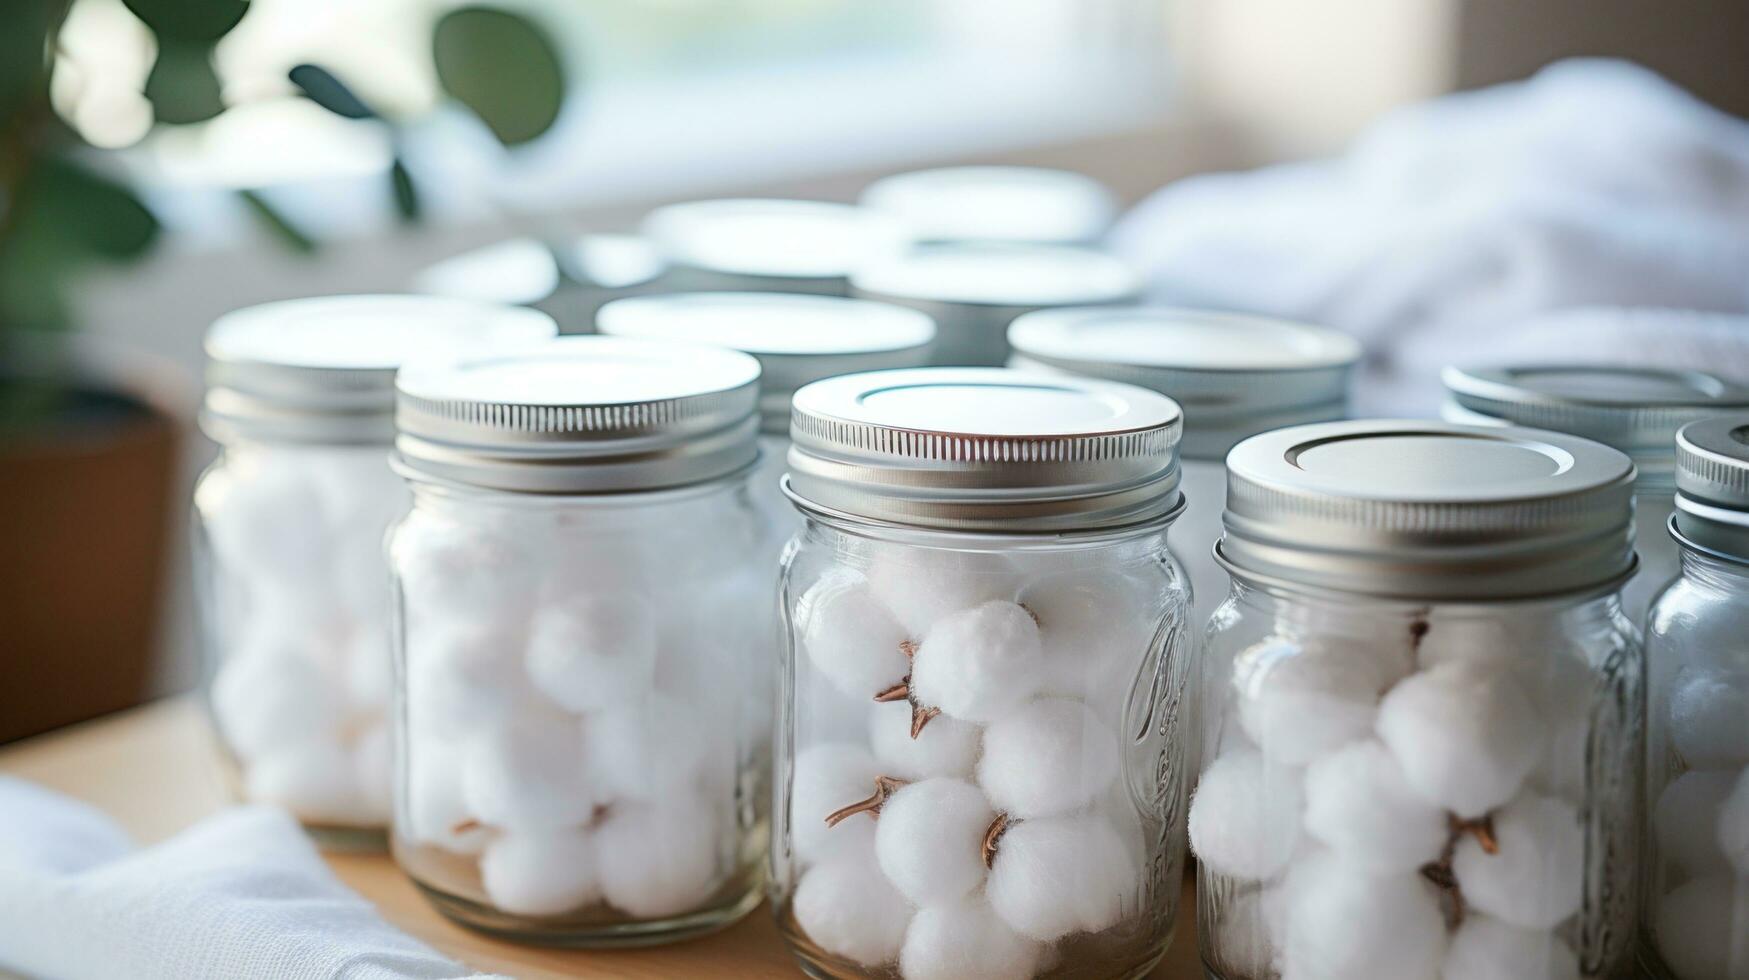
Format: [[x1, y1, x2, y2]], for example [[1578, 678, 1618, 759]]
[[1441, 365, 1749, 481], [411, 238, 561, 308], [393, 336, 761, 494], [785, 367, 1183, 532], [202, 295, 557, 445], [596, 293, 936, 435], [851, 242, 1139, 309], [1673, 415, 1749, 561], [1007, 307, 1362, 460], [641, 198, 904, 289], [1220, 420, 1638, 601], [859, 166, 1117, 245]]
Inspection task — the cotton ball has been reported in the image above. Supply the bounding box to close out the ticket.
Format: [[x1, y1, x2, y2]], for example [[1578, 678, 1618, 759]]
[[796, 570, 912, 700], [1655, 877, 1749, 980], [462, 709, 595, 830], [1188, 749, 1302, 881], [582, 691, 715, 803], [909, 601, 1045, 724], [798, 668, 876, 746], [1303, 740, 1448, 872], [480, 828, 601, 917], [869, 699, 980, 780], [866, 550, 1020, 640], [404, 734, 487, 855], [987, 812, 1136, 941], [1017, 568, 1155, 702], [1234, 637, 1387, 767], [875, 777, 994, 906], [1452, 792, 1583, 930], [1209, 887, 1279, 980], [791, 743, 882, 865], [1671, 670, 1749, 771], [1721, 768, 1749, 877], [394, 520, 535, 631], [403, 620, 522, 736], [1376, 661, 1540, 816], [524, 594, 658, 713], [1278, 849, 1446, 980], [593, 799, 721, 919], [1441, 914, 1579, 980], [1655, 771, 1736, 878], [898, 897, 1043, 980], [793, 846, 912, 968], [352, 722, 392, 822], [201, 464, 332, 585], [211, 647, 343, 764], [245, 736, 368, 825], [977, 697, 1117, 818]]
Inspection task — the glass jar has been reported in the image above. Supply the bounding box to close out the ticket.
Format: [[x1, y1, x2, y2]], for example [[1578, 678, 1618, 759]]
[[597, 291, 936, 535], [1641, 415, 1749, 980], [1195, 420, 1643, 980], [387, 336, 773, 944], [642, 198, 905, 297], [773, 368, 1194, 980], [851, 243, 1139, 367], [859, 166, 1118, 246], [193, 295, 555, 848], [413, 233, 667, 334], [1442, 364, 1749, 622]]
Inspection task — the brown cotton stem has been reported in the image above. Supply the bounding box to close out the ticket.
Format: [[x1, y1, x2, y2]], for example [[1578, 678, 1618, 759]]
[[982, 813, 1011, 869], [874, 682, 910, 703], [824, 775, 907, 827]]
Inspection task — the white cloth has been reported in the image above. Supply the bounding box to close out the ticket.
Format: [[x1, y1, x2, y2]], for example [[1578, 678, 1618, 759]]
[[0, 777, 498, 980], [1111, 59, 1749, 415]]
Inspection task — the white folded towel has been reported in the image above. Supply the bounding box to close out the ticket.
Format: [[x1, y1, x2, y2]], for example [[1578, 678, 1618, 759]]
[[0, 777, 499, 980], [1112, 59, 1749, 415]]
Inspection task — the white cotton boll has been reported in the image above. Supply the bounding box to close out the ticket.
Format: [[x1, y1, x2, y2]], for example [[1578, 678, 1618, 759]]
[[352, 721, 392, 822], [203, 467, 332, 585], [405, 735, 487, 855], [593, 799, 721, 919], [1452, 792, 1584, 930], [462, 709, 594, 830], [1017, 568, 1155, 702], [1188, 749, 1302, 881], [909, 601, 1045, 724], [1655, 771, 1736, 878], [1441, 914, 1579, 980], [1376, 661, 1540, 816], [1279, 849, 1446, 980], [898, 897, 1043, 980], [1654, 877, 1749, 980], [480, 828, 601, 917], [524, 594, 659, 714], [395, 520, 536, 632], [866, 551, 1020, 640], [794, 846, 912, 968], [868, 700, 981, 780], [403, 621, 522, 736], [245, 736, 369, 825], [1303, 739, 1448, 872], [987, 812, 1137, 942], [212, 647, 344, 764], [875, 777, 994, 906], [582, 691, 713, 804], [797, 570, 913, 700], [1720, 768, 1749, 877], [800, 669, 877, 744], [1671, 670, 1749, 771], [977, 697, 1117, 818], [792, 743, 883, 865], [1234, 637, 1388, 767]]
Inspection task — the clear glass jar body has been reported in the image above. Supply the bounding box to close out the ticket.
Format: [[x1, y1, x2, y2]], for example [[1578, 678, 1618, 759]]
[[1196, 581, 1643, 980], [192, 438, 410, 847], [772, 512, 1194, 980], [1641, 546, 1749, 980], [387, 473, 774, 945], [1624, 483, 1681, 624]]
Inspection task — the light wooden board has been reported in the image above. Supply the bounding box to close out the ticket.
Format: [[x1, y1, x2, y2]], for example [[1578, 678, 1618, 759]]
[[0, 698, 1201, 979]]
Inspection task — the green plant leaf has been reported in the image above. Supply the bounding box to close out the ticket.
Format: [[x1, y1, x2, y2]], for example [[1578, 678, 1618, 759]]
[[121, 0, 247, 43], [144, 39, 225, 125], [433, 6, 565, 146], [389, 157, 420, 223], [237, 189, 316, 254], [0, 0, 56, 121], [288, 63, 375, 120], [10, 156, 159, 260]]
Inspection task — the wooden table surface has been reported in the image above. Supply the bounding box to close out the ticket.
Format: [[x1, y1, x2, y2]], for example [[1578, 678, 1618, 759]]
[[0, 698, 1201, 979]]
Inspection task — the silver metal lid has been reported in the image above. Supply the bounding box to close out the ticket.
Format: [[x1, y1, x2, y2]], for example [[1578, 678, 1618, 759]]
[[595, 293, 936, 435], [785, 367, 1183, 532], [1441, 365, 1749, 479], [394, 336, 761, 494], [411, 238, 561, 308], [859, 166, 1117, 245], [641, 198, 904, 290], [202, 295, 557, 445], [1219, 420, 1638, 601], [1673, 415, 1749, 561], [1007, 307, 1362, 460]]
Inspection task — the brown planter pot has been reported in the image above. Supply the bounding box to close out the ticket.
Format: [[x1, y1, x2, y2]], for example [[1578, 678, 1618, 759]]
[[0, 344, 185, 743]]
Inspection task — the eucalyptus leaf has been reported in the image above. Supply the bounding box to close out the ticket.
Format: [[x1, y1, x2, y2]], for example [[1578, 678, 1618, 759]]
[[145, 40, 225, 125], [121, 0, 248, 43], [237, 189, 316, 254], [390, 157, 420, 222], [288, 63, 375, 120], [433, 7, 565, 146]]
